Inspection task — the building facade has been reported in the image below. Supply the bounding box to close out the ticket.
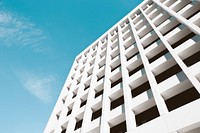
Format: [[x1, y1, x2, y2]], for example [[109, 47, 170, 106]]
[[44, 0, 200, 133]]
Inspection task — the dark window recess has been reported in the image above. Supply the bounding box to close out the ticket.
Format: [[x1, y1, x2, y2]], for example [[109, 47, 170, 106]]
[[131, 82, 150, 98], [84, 85, 90, 91], [61, 129, 66, 133], [139, 28, 153, 39], [148, 49, 168, 63], [62, 99, 66, 104], [165, 87, 200, 112], [155, 64, 182, 84], [111, 78, 122, 88], [110, 121, 127, 133], [183, 50, 200, 67], [88, 73, 92, 77], [111, 54, 120, 60], [127, 51, 139, 61], [144, 38, 160, 49], [97, 75, 105, 82], [80, 100, 87, 107], [74, 119, 83, 130], [67, 109, 72, 116], [140, 28, 153, 39], [129, 64, 144, 77], [110, 96, 124, 110], [72, 93, 77, 98], [77, 80, 80, 85], [163, 23, 181, 36], [171, 32, 196, 49], [186, 8, 200, 20], [136, 105, 160, 126], [99, 64, 105, 69], [111, 64, 121, 72], [95, 90, 104, 98], [91, 109, 102, 121], [56, 114, 60, 120]]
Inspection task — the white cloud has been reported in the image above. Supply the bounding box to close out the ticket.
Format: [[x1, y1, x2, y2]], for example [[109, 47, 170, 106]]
[[0, 8, 49, 52], [18, 71, 57, 103]]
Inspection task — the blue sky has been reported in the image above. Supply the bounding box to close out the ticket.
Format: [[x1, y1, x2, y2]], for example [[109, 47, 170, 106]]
[[0, 0, 142, 132]]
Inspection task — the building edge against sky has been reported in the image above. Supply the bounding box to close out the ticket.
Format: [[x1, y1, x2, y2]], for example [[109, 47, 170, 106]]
[[44, 0, 200, 133]]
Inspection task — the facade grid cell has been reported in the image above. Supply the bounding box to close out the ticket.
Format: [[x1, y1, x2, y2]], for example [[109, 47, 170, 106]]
[[45, 0, 200, 133]]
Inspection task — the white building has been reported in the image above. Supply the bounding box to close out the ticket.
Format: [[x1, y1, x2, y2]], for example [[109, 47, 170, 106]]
[[44, 0, 200, 133]]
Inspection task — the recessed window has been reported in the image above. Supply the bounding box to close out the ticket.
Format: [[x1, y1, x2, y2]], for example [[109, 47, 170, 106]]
[[67, 108, 72, 116], [74, 119, 83, 130], [80, 99, 87, 107], [72, 92, 77, 99], [77, 80, 80, 85], [111, 64, 121, 72], [84, 85, 90, 91], [110, 96, 124, 110], [165, 87, 200, 112], [111, 78, 122, 88], [183, 50, 200, 67], [97, 75, 105, 82], [56, 111, 61, 120], [131, 81, 150, 98], [110, 121, 127, 133], [95, 89, 103, 98], [127, 51, 139, 61], [148, 49, 168, 63], [56, 114, 60, 120], [155, 64, 182, 84], [61, 129, 66, 133], [129, 64, 144, 77], [135, 105, 160, 126], [62, 96, 66, 104], [171, 32, 196, 49], [91, 108, 102, 121]]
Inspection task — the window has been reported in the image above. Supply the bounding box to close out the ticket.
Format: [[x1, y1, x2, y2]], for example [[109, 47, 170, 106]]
[[84, 85, 90, 91], [127, 51, 139, 61], [111, 64, 121, 72], [129, 64, 144, 77], [67, 108, 72, 116], [111, 78, 122, 88], [110, 96, 124, 110], [74, 119, 83, 130], [95, 89, 103, 98], [91, 109, 102, 121], [80, 99, 87, 107], [56, 111, 61, 120], [72, 92, 77, 98], [61, 129, 66, 133], [165, 87, 200, 111], [155, 64, 182, 84], [135, 106, 160, 126], [62, 96, 66, 104], [131, 81, 150, 98], [110, 121, 127, 133], [97, 75, 105, 82]]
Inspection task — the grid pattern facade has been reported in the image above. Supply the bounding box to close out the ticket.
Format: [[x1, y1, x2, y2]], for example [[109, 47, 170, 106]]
[[44, 0, 200, 133]]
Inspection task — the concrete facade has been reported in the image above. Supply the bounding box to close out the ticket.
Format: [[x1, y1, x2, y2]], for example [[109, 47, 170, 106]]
[[44, 0, 200, 133]]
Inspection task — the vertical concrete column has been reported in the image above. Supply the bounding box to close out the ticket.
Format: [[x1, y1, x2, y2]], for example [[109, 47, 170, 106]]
[[81, 42, 103, 133], [118, 24, 137, 131], [100, 34, 112, 133]]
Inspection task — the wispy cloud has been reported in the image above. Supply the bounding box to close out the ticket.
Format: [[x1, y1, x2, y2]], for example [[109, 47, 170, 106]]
[[17, 71, 57, 103], [0, 6, 49, 52]]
